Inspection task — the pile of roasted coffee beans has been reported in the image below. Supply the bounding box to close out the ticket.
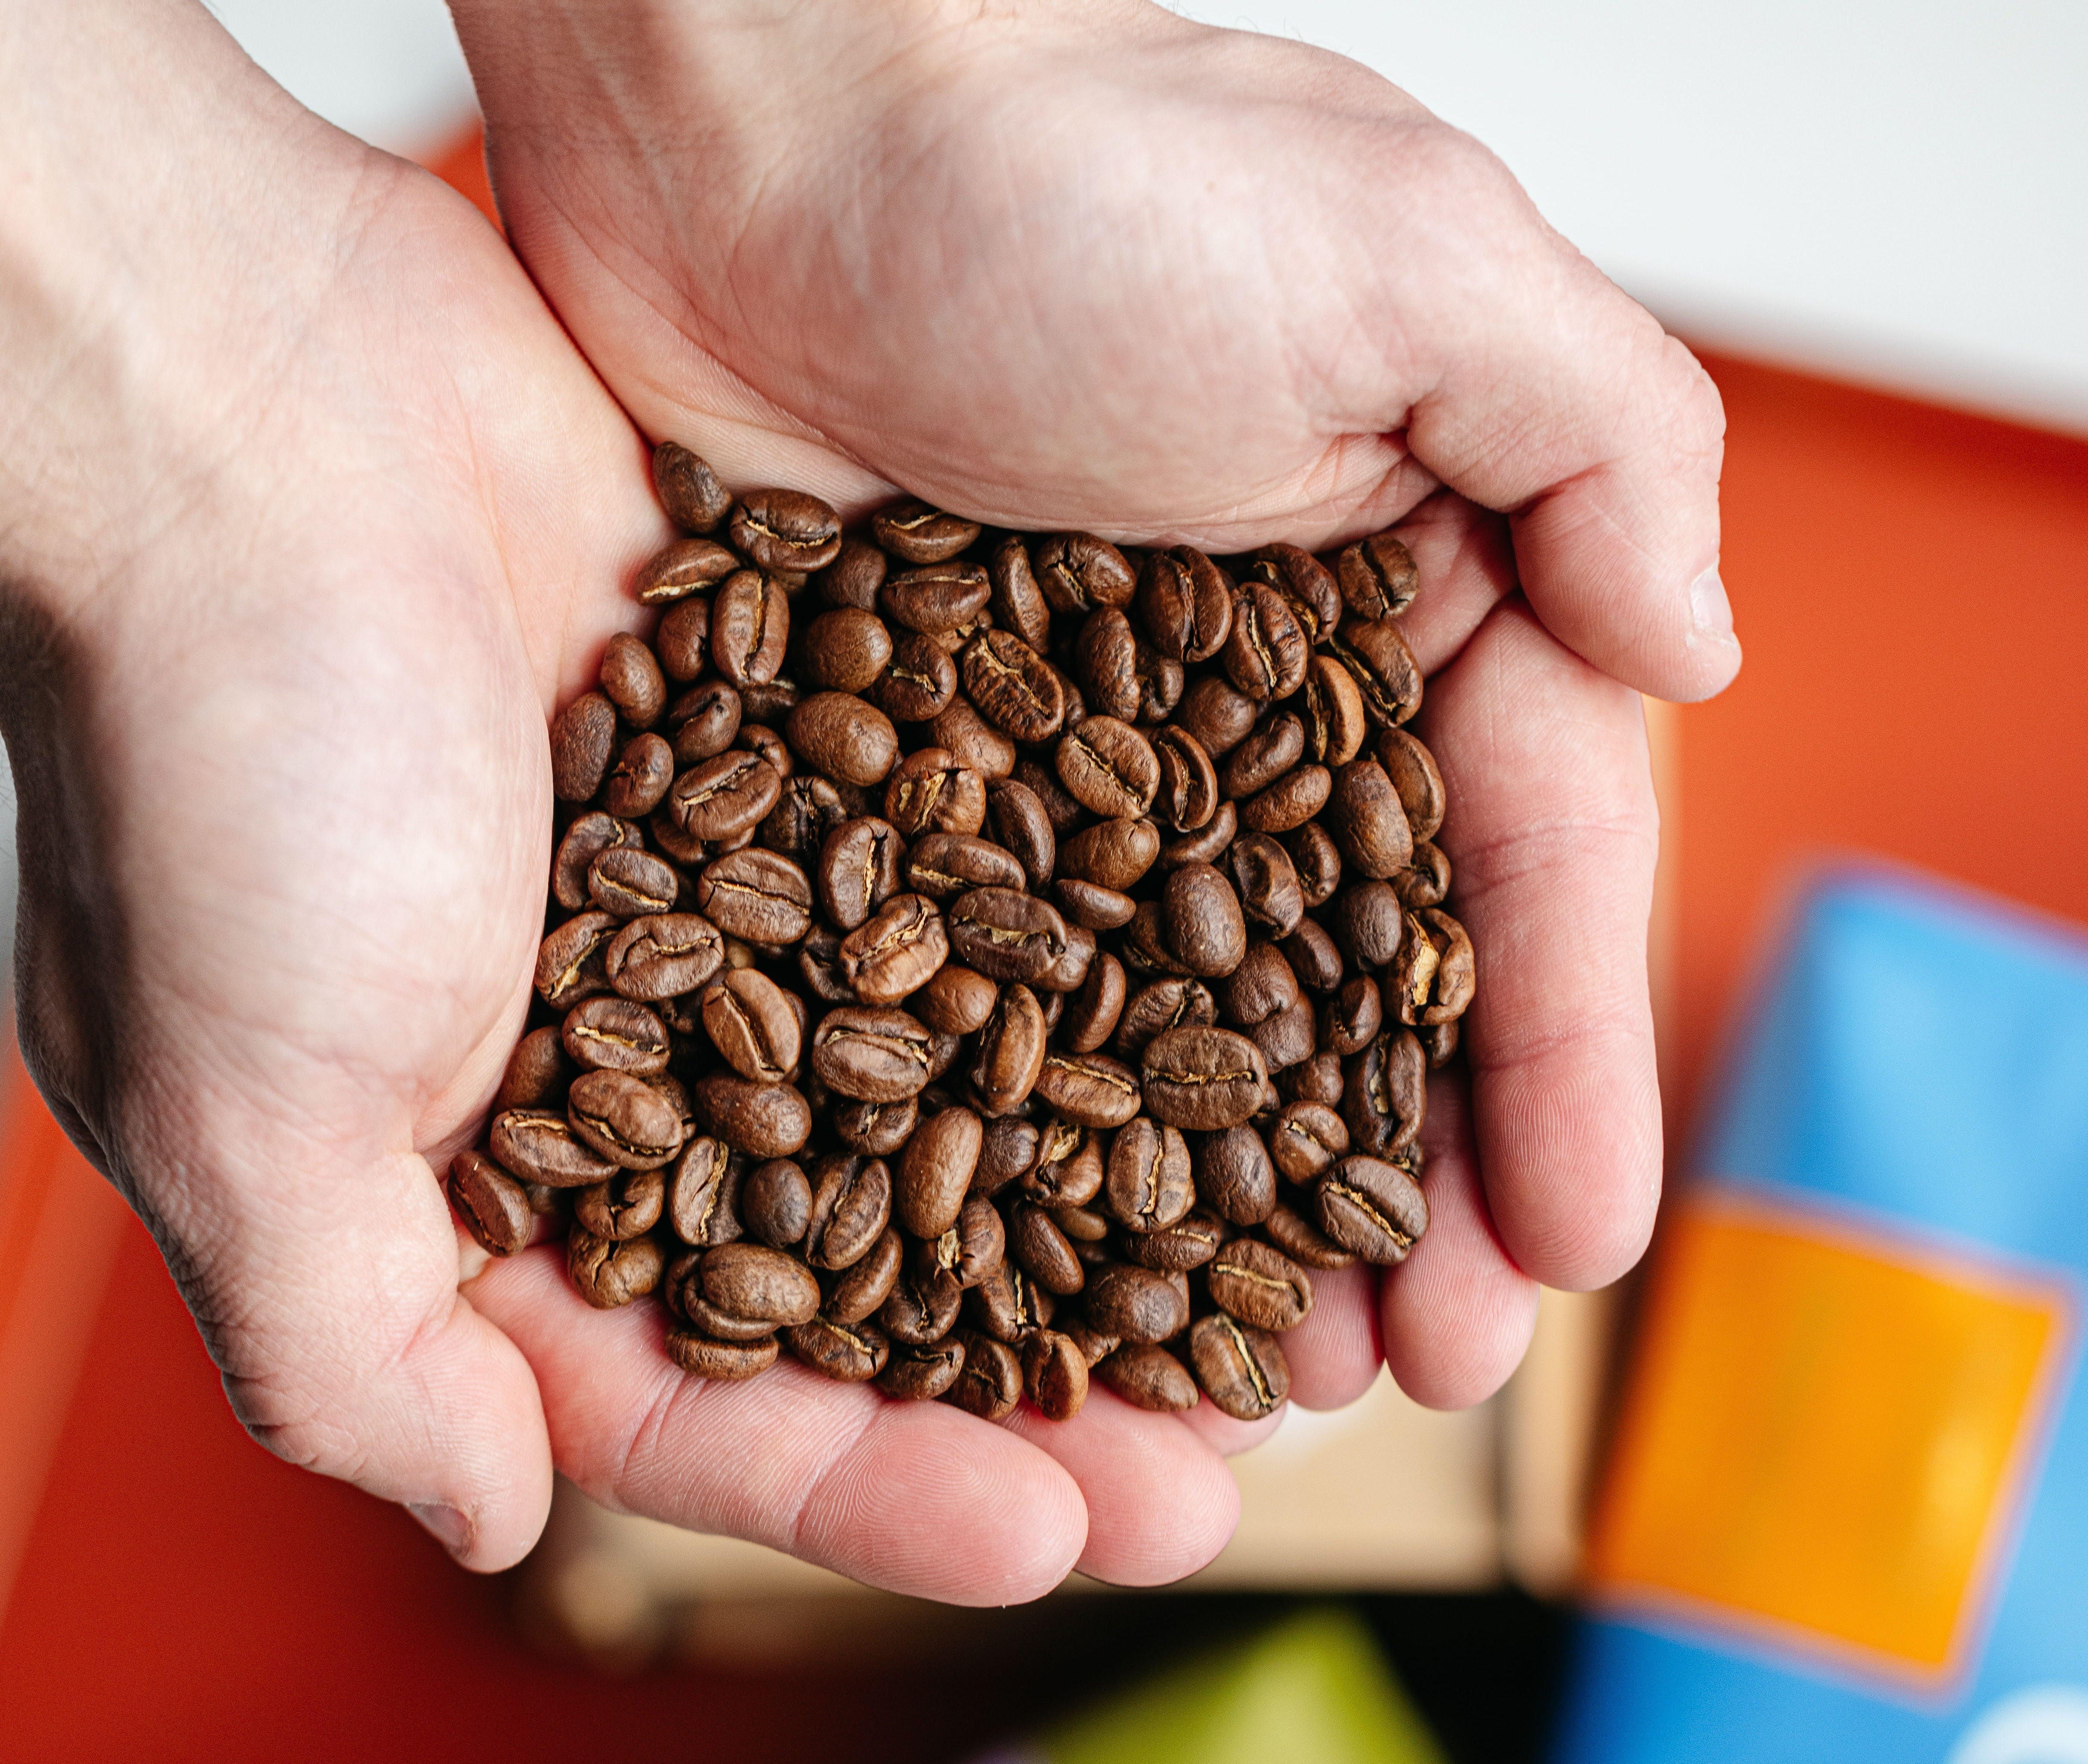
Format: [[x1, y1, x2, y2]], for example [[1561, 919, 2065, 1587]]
[[447, 443, 1475, 1423]]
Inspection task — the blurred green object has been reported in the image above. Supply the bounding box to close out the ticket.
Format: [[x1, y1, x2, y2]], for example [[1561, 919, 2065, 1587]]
[[1045, 1607, 1446, 1764]]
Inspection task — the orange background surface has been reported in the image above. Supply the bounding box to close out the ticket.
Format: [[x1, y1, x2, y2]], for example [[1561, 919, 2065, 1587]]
[[1, 133, 2087, 1760]]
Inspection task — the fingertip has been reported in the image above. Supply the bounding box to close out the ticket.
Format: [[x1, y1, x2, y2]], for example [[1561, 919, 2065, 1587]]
[[1281, 1261, 1384, 1411]]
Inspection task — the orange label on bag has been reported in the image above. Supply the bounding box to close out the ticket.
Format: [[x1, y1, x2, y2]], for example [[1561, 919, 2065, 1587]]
[[1586, 1192, 2071, 1686]]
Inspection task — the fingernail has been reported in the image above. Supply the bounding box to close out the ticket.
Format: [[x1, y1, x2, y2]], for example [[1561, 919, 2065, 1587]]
[[408, 1501, 472, 1557], [1688, 565, 1736, 643]]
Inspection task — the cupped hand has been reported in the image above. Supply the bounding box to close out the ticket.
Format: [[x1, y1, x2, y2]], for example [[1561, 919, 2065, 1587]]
[[0, 0, 1261, 1595], [451, 0, 1710, 1411]]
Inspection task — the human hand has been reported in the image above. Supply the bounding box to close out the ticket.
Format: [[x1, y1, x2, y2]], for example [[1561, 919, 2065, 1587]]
[[0, 0, 1275, 1598], [450, 0, 1736, 1415]]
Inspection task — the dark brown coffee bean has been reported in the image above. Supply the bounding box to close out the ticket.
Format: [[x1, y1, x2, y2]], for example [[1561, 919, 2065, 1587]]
[[575, 1168, 667, 1241], [1223, 584, 1309, 702], [894, 1105, 981, 1237], [1318, 1153, 1429, 1263], [534, 912, 617, 1010], [1036, 921, 1095, 994], [737, 723, 795, 785], [1393, 838, 1453, 911], [1377, 727, 1446, 843], [984, 779, 1056, 890], [1174, 674, 1259, 758], [948, 1330, 1023, 1419], [1162, 863, 1247, 977], [653, 442, 731, 533], [1111, 977, 1217, 1061], [784, 692, 900, 790], [567, 1070, 686, 1171], [603, 912, 724, 1001], [550, 691, 618, 803], [597, 633, 666, 730], [1009, 1204, 1085, 1295], [1240, 764, 1330, 834], [801, 608, 893, 694], [1327, 615, 1424, 727], [811, 1006, 935, 1101], [1223, 715, 1305, 799], [969, 982, 1047, 1116], [1250, 543, 1342, 640], [787, 1316, 891, 1381], [1302, 654, 1368, 768], [1033, 1051, 1143, 1128], [1047, 822, 1147, 896], [552, 813, 637, 912], [668, 1330, 778, 1380], [654, 597, 711, 681], [1270, 1101, 1350, 1182], [817, 535, 888, 610], [696, 970, 799, 1085], [1151, 725, 1218, 833], [928, 699, 1015, 781], [880, 1259, 964, 1345], [1010, 756, 1085, 834], [1072, 607, 1141, 723], [872, 500, 980, 564], [882, 559, 990, 634], [808, 817, 898, 932], [1276, 924, 1339, 1001], [946, 887, 1068, 984], [915, 965, 998, 1035], [833, 1096, 918, 1157], [1327, 758, 1415, 880], [1056, 716, 1159, 819], [1022, 1329, 1090, 1420], [1140, 1026, 1269, 1130], [957, 628, 1063, 744], [1419, 1018, 1461, 1067], [926, 1195, 1007, 1290], [1051, 877, 1133, 930], [901, 832, 1025, 901], [1019, 1120, 1101, 1208], [1330, 879, 1406, 969], [796, 926, 856, 1003], [569, 1228, 665, 1309], [636, 535, 738, 604], [972, 1117, 1038, 1198], [984, 534, 1052, 650], [666, 1136, 744, 1247], [1104, 1117, 1194, 1232], [1319, 975, 1382, 1059], [1337, 532, 1420, 620], [1154, 802, 1234, 876], [1086, 1264, 1191, 1345], [967, 1258, 1055, 1343], [838, 892, 947, 1004], [1137, 548, 1234, 662], [1190, 1312, 1289, 1419], [1196, 1125, 1276, 1225], [1277, 827, 1335, 912], [700, 1241, 820, 1326], [586, 845, 678, 921], [1121, 1208, 1226, 1272], [884, 747, 987, 837], [730, 488, 842, 573], [563, 997, 671, 1076], [1095, 1343, 1199, 1412], [1249, 995, 1316, 1071], [1034, 533, 1136, 614], [448, 1150, 533, 1256], [1393, 907, 1477, 1026], [740, 1157, 812, 1247], [1211, 840, 1295, 946], [665, 682, 741, 769], [1062, 952, 1127, 1055], [692, 849, 811, 948], [493, 1026, 569, 1112], [1280, 1051, 1347, 1108], [825, 1226, 904, 1324], [668, 750, 784, 842], [1342, 1027, 1427, 1157], [692, 1074, 812, 1157], [1209, 1239, 1313, 1332], [876, 1335, 967, 1401]]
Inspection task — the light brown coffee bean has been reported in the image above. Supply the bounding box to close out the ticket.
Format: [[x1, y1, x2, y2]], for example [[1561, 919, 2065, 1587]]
[[1327, 615, 1424, 727], [1034, 534, 1136, 614], [903, 832, 1026, 900], [653, 442, 731, 533], [667, 1330, 778, 1380], [448, 1150, 533, 1257], [915, 964, 999, 1035], [894, 1106, 982, 1238], [873, 500, 980, 564], [1318, 1154, 1429, 1263], [1162, 863, 1247, 978], [569, 1229, 665, 1309], [787, 1316, 891, 1382], [810, 1006, 937, 1101], [785, 692, 900, 788], [1104, 1117, 1194, 1233], [1140, 1026, 1269, 1130], [802, 608, 893, 694], [825, 1226, 904, 1324], [567, 1070, 687, 1171], [1056, 717, 1159, 818], [1270, 1101, 1350, 1182], [949, 1330, 1025, 1419], [1209, 1239, 1313, 1332], [636, 535, 738, 604], [1190, 1312, 1289, 1419], [947, 887, 1068, 984], [1033, 1051, 1143, 1128], [969, 982, 1048, 1116], [885, 748, 987, 837], [701, 1241, 822, 1326], [692, 1074, 813, 1157], [839, 892, 947, 1004], [700, 968, 801, 1082], [1391, 907, 1477, 1026], [1240, 763, 1331, 834]]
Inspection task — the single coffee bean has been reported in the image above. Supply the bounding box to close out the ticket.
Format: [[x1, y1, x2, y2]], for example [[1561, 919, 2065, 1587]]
[[873, 500, 981, 564], [667, 1330, 778, 1380], [814, 816, 905, 932], [896, 1105, 982, 1237], [585, 845, 678, 921], [1152, 725, 1218, 833], [1321, 975, 1383, 1058], [824, 1226, 904, 1324], [684, 1288, 786, 1342], [903, 832, 1025, 900], [636, 535, 738, 604], [1223, 584, 1309, 702], [550, 691, 618, 802], [968, 1257, 1055, 1343], [874, 633, 959, 722], [1342, 1025, 1427, 1157], [802, 608, 894, 694], [667, 680, 743, 766], [948, 1330, 1024, 1419], [1190, 1312, 1289, 1420], [494, 1026, 569, 1112], [666, 1137, 743, 1247], [885, 747, 987, 837], [448, 1150, 533, 1257], [1286, 823, 1342, 910], [1280, 1050, 1347, 1108], [1174, 674, 1259, 757], [969, 982, 1048, 1116], [973, 1117, 1040, 1197], [1248, 994, 1317, 1071], [981, 533, 1049, 648], [1137, 547, 1234, 661], [878, 1336, 967, 1401], [1392, 906, 1477, 1025], [1393, 838, 1453, 910], [1120, 1208, 1227, 1272], [669, 750, 784, 842], [738, 1157, 812, 1248], [809, 1004, 937, 1101], [1032, 1051, 1143, 1128], [598, 631, 666, 728], [1327, 615, 1424, 727], [1063, 952, 1128, 1054], [1019, 1120, 1102, 1208], [1218, 939, 1300, 1029], [1103, 1117, 1194, 1232], [1302, 654, 1368, 767], [574, 1168, 667, 1242], [603, 912, 724, 1000], [946, 887, 1068, 984], [1208, 1239, 1313, 1332], [1037, 923, 1095, 995], [1054, 877, 1135, 930], [787, 1316, 891, 1382], [1328, 879, 1405, 970], [569, 1229, 665, 1309], [1420, 1018, 1461, 1067], [1158, 797, 1238, 871], [1033, 533, 1136, 614], [1327, 758, 1415, 880], [1073, 607, 1141, 722], [654, 597, 711, 681], [1112, 976, 1218, 1060], [880, 1261, 964, 1345], [700, 969, 801, 1084], [915, 964, 999, 1035], [931, 698, 1016, 779], [1240, 763, 1331, 834], [567, 1070, 687, 1171], [833, 1095, 919, 1155], [692, 1074, 813, 1157], [1009, 1204, 1086, 1296], [1270, 1101, 1350, 1182], [492, 1108, 619, 1189], [701, 1241, 821, 1325], [552, 813, 638, 912], [1022, 1329, 1090, 1420], [1085, 1263, 1191, 1344], [1337, 531, 1420, 620], [1281, 919, 1345, 996], [984, 779, 1056, 890], [836, 892, 947, 1004], [930, 1195, 1008, 1290], [1095, 1342, 1199, 1412], [883, 559, 990, 633], [802, 1154, 894, 1271], [1376, 726, 1446, 840], [1318, 1153, 1429, 1263], [1162, 863, 1247, 978], [1223, 714, 1305, 799], [563, 996, 671, 1076], [653, 441, 732, 533], [1250, 542, 1342, 640], [731, 488, 842, 573], [1055, 716, 1159, 819], [784, 692, 900, 789], [1196, 1125, 1277, 1226], [1140, 1025, 1269, 1130], [817, 535, 888, 610]]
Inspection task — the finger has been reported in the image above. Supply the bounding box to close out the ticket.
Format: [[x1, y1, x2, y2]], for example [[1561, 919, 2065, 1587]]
[[1003, 1391, 1241, 1587], [1281, 1261, 1384, 1412], [1356, 128, 1738, 702], [1173, 1397, 1287, 1459], [1387, 491, 1520, 678], [1424, 598, 1664, 1287], [175, 1145, 554, 1572], [470, 1248, 1088, 1604], [1380, 1070, 1540, 1408]]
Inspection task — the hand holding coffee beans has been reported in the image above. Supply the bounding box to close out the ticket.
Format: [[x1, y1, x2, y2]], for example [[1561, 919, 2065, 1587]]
[[451, 443, 1475, 1426]]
